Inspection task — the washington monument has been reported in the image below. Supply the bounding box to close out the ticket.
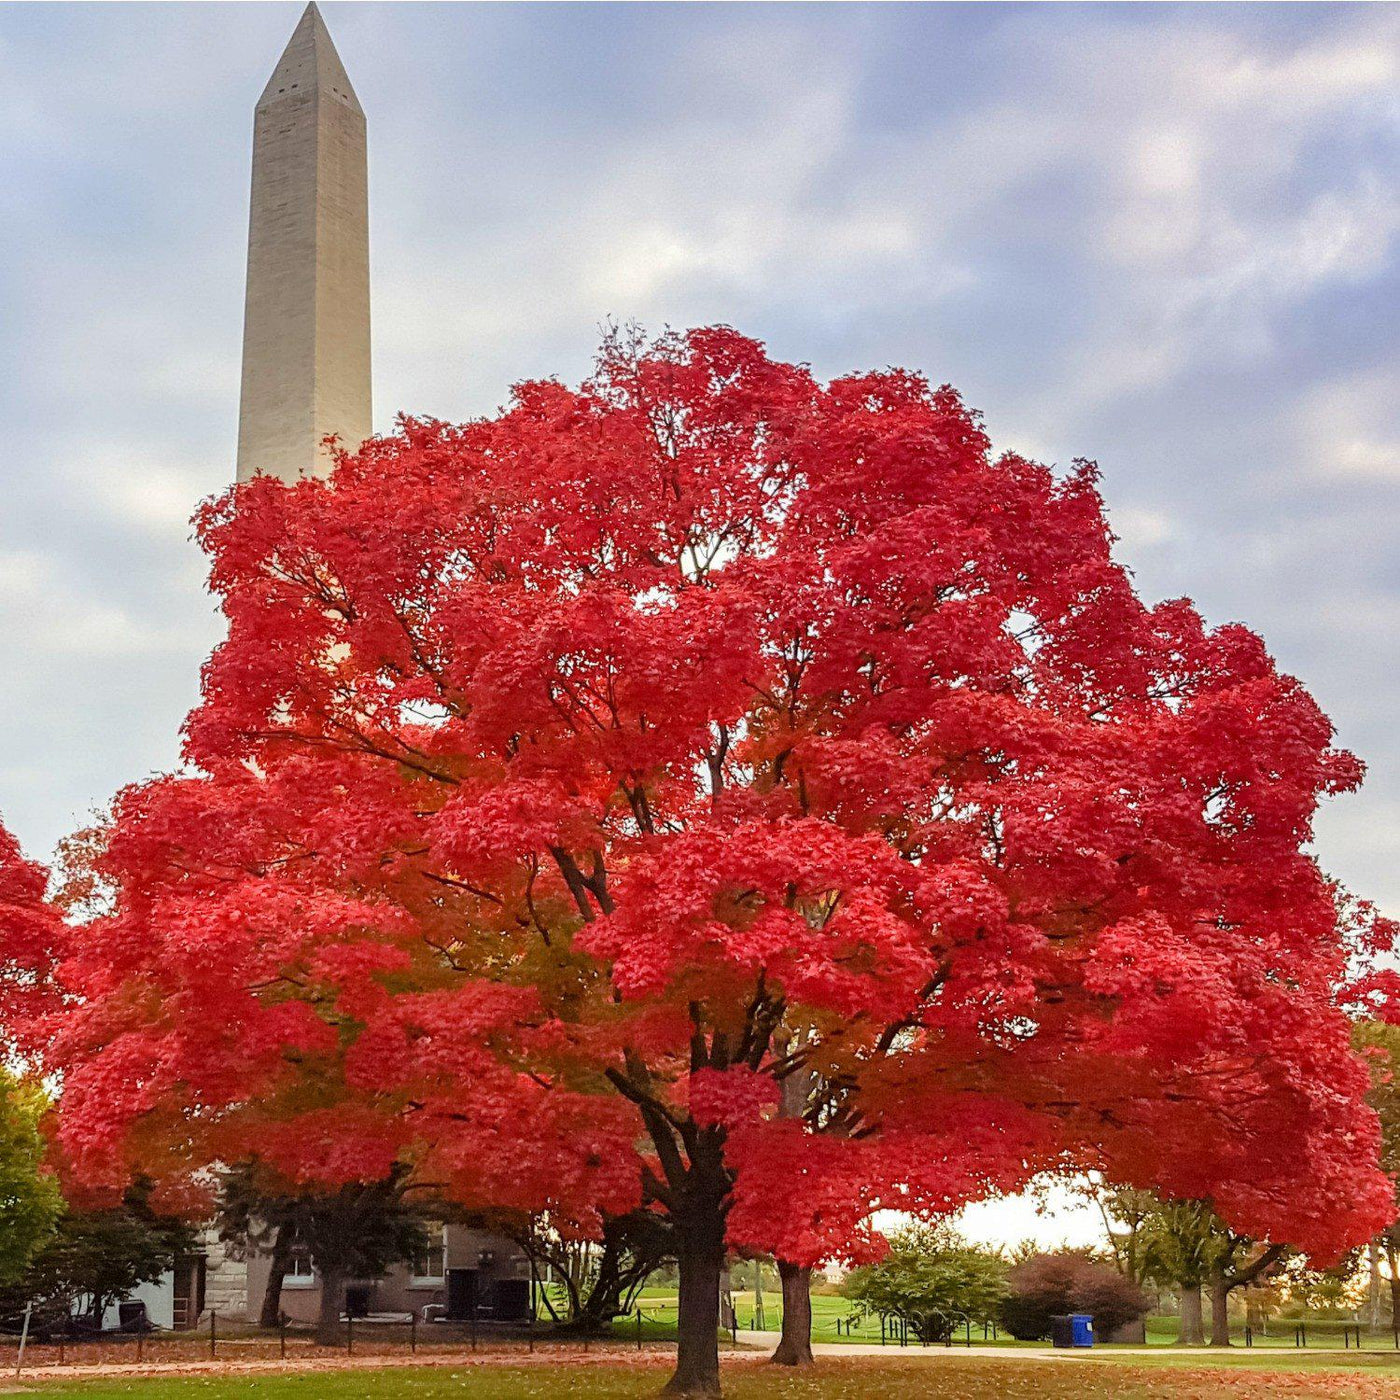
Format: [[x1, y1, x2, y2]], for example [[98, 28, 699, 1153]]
[[236, 2, 370, 483]]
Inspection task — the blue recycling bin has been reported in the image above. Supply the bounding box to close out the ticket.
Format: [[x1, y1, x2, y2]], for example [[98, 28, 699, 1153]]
[[1051, 1314, 1095, 1348]]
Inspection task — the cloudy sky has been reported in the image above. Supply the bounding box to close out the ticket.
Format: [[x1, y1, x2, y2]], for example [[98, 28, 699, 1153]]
[[2, 0, 1398, 928]]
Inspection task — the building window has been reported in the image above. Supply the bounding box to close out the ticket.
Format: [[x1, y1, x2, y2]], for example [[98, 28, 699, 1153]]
[[283, 1245, 315, 1289], [409, 1224, 447, 1286]]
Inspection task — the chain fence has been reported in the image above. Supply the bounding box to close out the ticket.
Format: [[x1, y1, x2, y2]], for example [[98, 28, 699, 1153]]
[[3, 1308, 719, 1377], [6, 1307, 1398, 1376]]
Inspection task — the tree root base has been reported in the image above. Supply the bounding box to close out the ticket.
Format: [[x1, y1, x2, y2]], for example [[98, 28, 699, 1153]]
[[769, 1346, 816, 1367], [659, 1377, 722, 1398]]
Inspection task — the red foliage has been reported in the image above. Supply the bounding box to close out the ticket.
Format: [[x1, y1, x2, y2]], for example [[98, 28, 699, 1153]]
[[1002, 1253, 1148, 1340], [8, 327, 1392, 1282], [0, 825, 63, 1041]]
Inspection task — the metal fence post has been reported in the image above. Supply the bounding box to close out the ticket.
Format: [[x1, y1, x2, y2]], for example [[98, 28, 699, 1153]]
[[280, 1313, 287, 1360], [14, 1302, 31, 1377], [137, 1329, 144, 1363], [637, 1309, 643, 1352], [410, 1309, 417, 1354], [347, 1311, 353, 1356], [210, 1309, 217, 1360]]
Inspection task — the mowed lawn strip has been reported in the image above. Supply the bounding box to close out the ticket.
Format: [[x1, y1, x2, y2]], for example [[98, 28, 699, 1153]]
[[13, 1357, 1400, 1400], [645, 1289, 1383, 1353]]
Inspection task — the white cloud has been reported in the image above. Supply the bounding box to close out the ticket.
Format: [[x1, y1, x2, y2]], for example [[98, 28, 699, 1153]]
[[66, 447, 214, 535], [1110, 505, 1178, 552], [1298, 370, 1400, 483], [0, 548, 196, 660]]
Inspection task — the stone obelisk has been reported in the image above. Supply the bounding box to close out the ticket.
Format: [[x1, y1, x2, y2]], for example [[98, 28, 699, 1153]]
[[236, 2, 370, 483]]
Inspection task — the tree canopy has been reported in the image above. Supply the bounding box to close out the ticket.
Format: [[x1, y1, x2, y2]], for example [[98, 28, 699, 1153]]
[[0, 1072, 60, 1289], [844, 1224, 1006, 1343], [0, 1179, 196, 1331], [4, 327, 1394, 1395]]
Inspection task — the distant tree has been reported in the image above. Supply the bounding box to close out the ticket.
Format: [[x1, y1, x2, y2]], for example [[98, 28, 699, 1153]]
[[1134, 1198, 1216, 1344], [1074, 1177, 1159, 1288], [508, 1207, 672, 1334], [1355, 1020, 1400, 1326], [1268, 1247, 1365, 1316], [1133, 1197, 1287, 1346], [299, 1173, 429, 1345], [843, 1225, 1005, 1344], [0, 1073, 60, 1288], [215, 1163, 305, 1329], [0, 1179, 197, 1331], [218, 1163, 427, 1345], [1202, 1231, 1288, 1348], [1000, 1251, 1148, 1341]]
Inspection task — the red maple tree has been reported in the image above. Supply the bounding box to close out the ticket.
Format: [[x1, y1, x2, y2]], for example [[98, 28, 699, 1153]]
[[0, 825, 63, 1044], [14, 328, 1394, 1396]]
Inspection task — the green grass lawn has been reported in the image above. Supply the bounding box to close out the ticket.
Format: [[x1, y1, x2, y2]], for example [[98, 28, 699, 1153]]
[[14, 1355, 1400, 1400], [633, 1288, 1393, 1353], [633, 1285, 1015, 1346], [632, 1286, 880, 1345]]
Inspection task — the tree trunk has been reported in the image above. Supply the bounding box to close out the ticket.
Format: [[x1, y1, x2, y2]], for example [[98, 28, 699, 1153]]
[[769, 1260, 814, 1367], [1209, 1269, 1231, 1347], [1245, 1293, 1266, 1335], [260, 1226, 292, 1329], [718, 1259, 736, 1333], [753, 1257, 765, 1332], [766, 1031, 817, 1369], [1388, 1237, 1400, 1331], [1178, 1284, 1204, 1345], [1369, 1241, 1383, 1332], [314, 1267, 344, 1347], [661, 1231, 724, 1397]]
